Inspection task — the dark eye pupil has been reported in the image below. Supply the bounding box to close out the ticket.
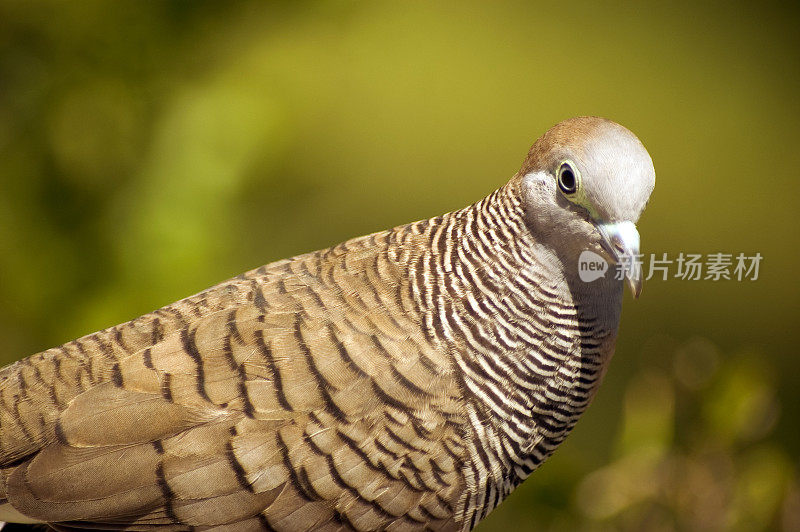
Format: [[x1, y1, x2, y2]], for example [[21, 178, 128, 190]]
[[559, 166, 576, 193]]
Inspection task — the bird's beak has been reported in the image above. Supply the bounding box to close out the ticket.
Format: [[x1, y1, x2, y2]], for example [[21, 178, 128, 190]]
[[597, 221, 643, 298]]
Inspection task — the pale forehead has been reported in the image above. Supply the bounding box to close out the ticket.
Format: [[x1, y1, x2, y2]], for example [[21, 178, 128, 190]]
[[575, 123, 654, 221], [570, 121, 650, 169]]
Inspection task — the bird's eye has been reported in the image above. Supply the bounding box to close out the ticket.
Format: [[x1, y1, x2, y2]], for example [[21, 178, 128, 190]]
[[557, 162, 579, 195]]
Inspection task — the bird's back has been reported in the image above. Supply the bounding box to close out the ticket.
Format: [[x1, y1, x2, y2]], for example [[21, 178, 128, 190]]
[[0, 226, 468, 531]]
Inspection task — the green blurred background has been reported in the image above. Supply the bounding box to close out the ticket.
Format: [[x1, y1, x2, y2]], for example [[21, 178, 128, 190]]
[[1, 1, 798, 530]]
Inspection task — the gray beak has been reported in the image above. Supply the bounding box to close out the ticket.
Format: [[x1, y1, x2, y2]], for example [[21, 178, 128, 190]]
[[597, 221, 643, 298]]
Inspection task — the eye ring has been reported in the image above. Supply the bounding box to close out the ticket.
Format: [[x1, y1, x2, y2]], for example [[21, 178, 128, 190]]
[[557, 161, 579, 195]]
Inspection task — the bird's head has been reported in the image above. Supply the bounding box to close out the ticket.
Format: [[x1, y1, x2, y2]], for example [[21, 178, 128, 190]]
[[518, 117, 656, 298]]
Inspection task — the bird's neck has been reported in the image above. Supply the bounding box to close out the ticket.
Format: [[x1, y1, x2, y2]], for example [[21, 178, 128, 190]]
[[402, 182, 623, 524], [410, 180, 623, 350]]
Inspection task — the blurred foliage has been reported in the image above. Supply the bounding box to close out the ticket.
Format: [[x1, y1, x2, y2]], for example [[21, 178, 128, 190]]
[[0, 1, 797, 530]]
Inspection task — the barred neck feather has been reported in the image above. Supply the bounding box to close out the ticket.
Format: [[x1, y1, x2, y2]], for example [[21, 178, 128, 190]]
[[394, 181, 622, 528]]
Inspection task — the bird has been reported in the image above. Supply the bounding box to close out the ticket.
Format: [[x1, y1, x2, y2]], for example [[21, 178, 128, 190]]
[[0, 116, 655, 531]]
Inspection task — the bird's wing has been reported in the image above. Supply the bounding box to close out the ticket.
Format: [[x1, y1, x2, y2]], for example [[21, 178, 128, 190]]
[[2, 242, 467, 531]]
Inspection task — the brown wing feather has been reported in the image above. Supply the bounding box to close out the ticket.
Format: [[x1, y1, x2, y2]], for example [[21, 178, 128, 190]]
[[0, 238, 467, 530]]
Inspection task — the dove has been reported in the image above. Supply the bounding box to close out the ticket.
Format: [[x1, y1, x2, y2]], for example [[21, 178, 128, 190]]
[[0, 116, 654, 531]]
